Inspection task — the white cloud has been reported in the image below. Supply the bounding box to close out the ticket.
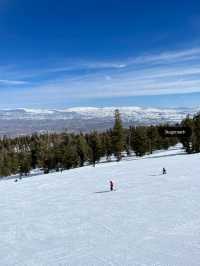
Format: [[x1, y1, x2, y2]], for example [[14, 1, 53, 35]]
[[130, 47, 200, 65], [28, 47, 200, 100], [2, 47, 200, 103], [0, 79, 28, 85], [44, 61, 127, 74]]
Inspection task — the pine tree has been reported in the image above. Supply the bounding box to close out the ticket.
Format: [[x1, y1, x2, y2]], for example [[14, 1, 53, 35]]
[[88, 131, 101, 167], [125, 128, 132, 156], [62, 143, 79, 169], [192, 113, 200, 152], [131, 127, 148, 156], [147, 126, 158, 154], [112, 109, 124, 161], [18, 152, 31, 176], [104, 131, 113, 161], [30, 137, 40, 168], [180, 115, 193, 153], [76, 134, 89, 167], [0, 151, 12, 177]]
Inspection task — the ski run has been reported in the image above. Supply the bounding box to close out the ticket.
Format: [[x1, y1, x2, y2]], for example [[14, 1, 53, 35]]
[[0, 145, 200, 266]]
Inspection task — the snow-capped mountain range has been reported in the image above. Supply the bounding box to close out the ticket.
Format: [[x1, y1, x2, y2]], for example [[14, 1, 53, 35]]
[[0, 106, 198, 136], [0, 106, 198, 121]]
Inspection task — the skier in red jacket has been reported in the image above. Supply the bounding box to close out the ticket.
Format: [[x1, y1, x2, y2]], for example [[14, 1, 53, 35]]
[[110, 180, 114, 191]]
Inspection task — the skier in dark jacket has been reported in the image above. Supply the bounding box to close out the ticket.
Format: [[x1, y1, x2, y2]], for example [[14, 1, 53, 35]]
[[110, 180, 114, 191], [162, 168, 166, 175]]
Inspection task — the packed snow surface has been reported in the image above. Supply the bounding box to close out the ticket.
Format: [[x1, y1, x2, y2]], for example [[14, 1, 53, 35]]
[[0, 146, 200, 265]]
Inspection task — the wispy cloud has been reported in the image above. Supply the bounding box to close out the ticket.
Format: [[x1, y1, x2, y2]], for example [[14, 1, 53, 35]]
[[0, 79, 28, 85], [2, 47, 200, 106], [28, 47, 200, 98], [43, 47, 200, 74], [45, 61, 126, 73], [130, 47, 200, 65]]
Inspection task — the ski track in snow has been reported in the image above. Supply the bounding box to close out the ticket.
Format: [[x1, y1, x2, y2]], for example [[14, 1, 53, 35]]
[[0, 146, 200, 265]]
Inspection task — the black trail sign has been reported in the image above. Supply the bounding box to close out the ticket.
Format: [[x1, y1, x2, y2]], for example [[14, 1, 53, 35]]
[[159, 126, 192, 138]]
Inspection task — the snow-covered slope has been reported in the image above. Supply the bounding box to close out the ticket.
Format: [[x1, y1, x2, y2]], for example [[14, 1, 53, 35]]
[[0, 146, 200, 265]]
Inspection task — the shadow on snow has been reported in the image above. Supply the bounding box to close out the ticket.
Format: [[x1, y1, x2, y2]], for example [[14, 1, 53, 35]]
[[94, 190, 111, 194]]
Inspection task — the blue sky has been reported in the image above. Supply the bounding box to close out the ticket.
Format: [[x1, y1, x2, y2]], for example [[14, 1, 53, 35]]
[[1, 0, 200, 108]]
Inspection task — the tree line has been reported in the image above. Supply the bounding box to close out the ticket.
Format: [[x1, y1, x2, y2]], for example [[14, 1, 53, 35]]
[[180, 112, 200, 154], [0, 110, 179, 177]]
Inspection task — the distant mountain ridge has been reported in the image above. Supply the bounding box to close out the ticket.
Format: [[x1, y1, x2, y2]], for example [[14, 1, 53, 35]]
[[0, 106, 198, 136], [0, 106, 198, 120]]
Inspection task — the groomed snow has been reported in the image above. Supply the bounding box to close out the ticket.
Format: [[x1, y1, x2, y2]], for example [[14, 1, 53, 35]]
[[0, 146, 200, 265]]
